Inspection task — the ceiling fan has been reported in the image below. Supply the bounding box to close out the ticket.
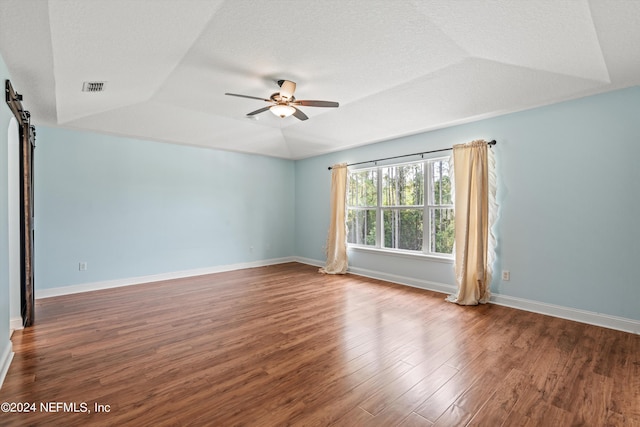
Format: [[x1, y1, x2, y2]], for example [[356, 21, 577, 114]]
[[225, 80, 339, 121]]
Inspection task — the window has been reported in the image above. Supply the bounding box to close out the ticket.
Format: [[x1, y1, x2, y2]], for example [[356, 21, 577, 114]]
[[346, 169, 377, 246], [346, 157, 454, 257]]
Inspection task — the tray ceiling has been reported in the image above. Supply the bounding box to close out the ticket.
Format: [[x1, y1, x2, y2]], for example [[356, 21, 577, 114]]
[[1, 0, 638, 159]]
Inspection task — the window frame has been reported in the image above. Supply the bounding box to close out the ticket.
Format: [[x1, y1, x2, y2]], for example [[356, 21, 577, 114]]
[[346, 156, 454, 260]]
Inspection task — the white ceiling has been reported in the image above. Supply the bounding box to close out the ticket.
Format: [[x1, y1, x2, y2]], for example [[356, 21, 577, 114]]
[[1, 0, 639, 159]]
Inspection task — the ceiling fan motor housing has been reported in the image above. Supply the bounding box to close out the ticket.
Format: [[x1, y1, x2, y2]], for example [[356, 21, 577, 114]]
[[278, 80, 296, 100]]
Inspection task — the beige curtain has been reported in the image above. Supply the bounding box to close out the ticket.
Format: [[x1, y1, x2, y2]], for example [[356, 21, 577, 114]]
[[320, 163, 349, 274], [446, 140, 497, 305]]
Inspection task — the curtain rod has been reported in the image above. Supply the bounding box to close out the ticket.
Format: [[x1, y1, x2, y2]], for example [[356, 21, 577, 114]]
[[328, 140, 496, 170]]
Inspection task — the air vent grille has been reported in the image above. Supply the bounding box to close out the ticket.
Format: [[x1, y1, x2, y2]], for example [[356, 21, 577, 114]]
[[82, 81, 106, 92]]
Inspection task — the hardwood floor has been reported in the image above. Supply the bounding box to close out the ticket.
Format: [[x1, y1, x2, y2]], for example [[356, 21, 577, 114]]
[[1, 262, 638, 426]]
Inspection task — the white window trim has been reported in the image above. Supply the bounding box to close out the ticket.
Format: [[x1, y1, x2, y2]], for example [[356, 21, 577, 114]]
[[347, 244, 454, 264], [346, 156, 454, 259]]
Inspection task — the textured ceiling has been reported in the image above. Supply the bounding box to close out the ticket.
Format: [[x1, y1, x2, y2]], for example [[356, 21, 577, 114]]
[[1, 0, 639, 159]]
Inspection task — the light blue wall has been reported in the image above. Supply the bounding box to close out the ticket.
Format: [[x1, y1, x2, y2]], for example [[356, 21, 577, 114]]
[[0, 55, 13, 372], [34, 127, 295, 289], [296, 87, 640, 321], [24, 85, 640, 324]]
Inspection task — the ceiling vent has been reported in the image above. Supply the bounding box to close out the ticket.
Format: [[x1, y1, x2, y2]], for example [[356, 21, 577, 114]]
[[82, 81, 106, 92]]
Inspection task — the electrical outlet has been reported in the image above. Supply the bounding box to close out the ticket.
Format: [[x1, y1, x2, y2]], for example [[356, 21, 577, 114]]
[[79, 262, 88, 271], [502, 270, 510, 281]]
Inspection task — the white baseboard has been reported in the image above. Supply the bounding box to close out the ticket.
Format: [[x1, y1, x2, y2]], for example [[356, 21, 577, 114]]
[[348, 265, 458, 295], [294, 256, 457, 295], [10, 317, 23, 333], [293, 257, 640, 335], [490, 294, 640, 335], [0, 341, 14, 390], [293, 256, 324, 268], [36, 257, 296, 299]]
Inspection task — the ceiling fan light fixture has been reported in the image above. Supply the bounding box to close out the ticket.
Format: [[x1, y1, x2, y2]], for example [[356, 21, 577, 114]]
[[270, 104, 296, 118]]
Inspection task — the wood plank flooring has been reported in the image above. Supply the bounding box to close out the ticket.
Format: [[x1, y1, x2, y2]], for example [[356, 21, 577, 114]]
[[1, 262, 638, 426]]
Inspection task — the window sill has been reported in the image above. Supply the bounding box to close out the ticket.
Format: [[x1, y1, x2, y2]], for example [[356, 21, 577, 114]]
[[347, 245, 454, 264]]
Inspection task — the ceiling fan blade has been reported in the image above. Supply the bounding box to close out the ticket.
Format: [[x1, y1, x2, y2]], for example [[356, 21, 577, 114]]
[[294, 100, 339, 108], [246, 106, 272, 116], [225, 93, 271, 102], [292, 107, 308, 121]]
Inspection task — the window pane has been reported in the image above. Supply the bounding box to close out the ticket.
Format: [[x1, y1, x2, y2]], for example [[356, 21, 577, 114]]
[[430, 208, 454, 254], [382, 163, 423, 206], [348, 170, 377, 207], [383, 209, 423, 251], [430, 160, 452, 205], [347, 209, 376, 245]]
